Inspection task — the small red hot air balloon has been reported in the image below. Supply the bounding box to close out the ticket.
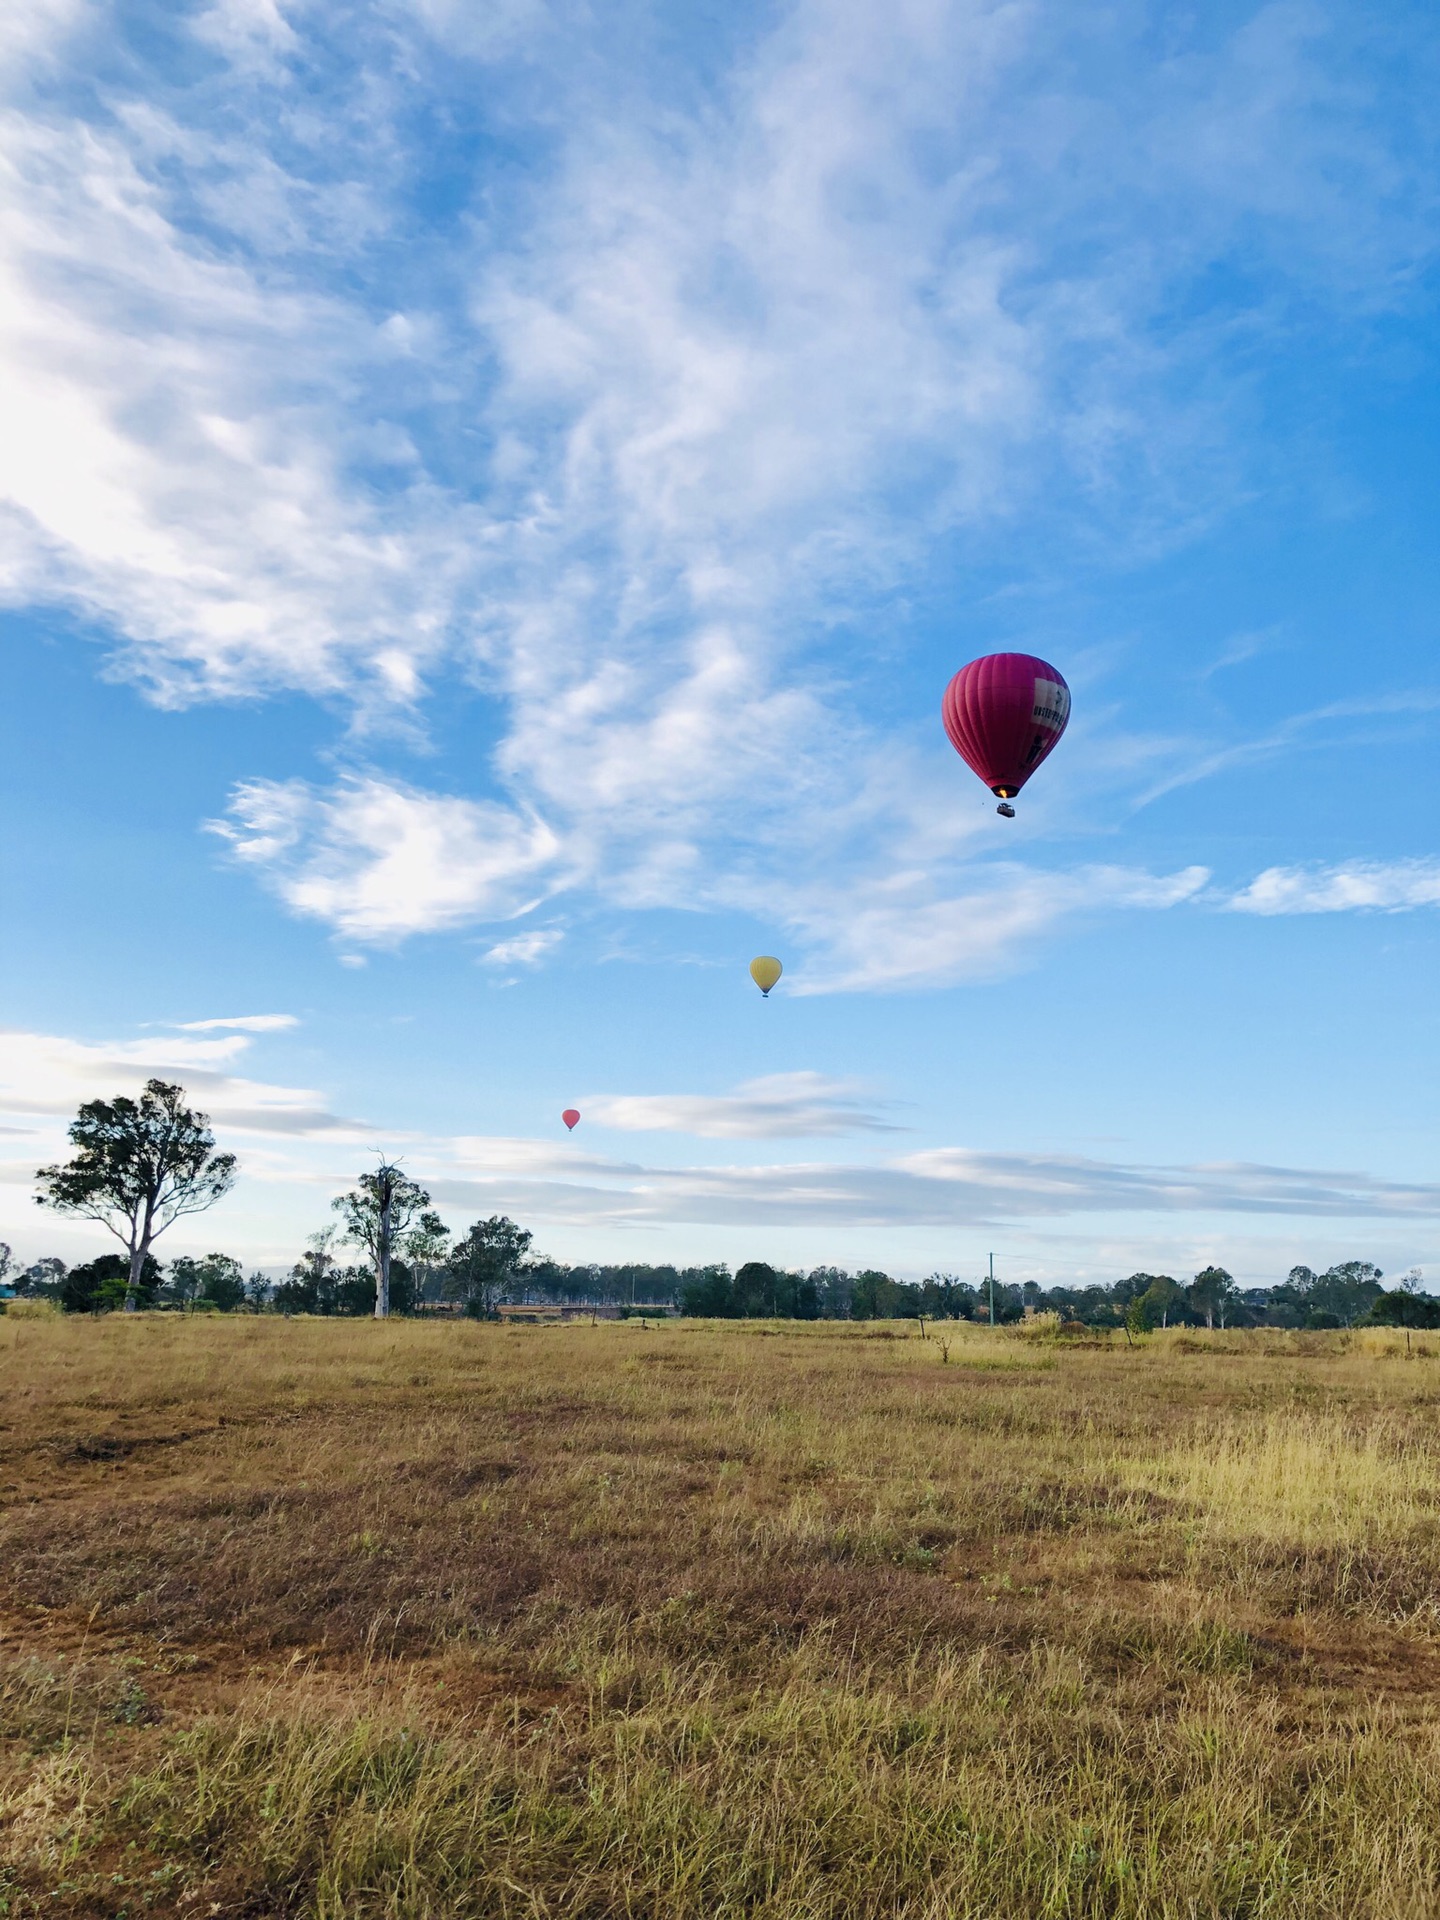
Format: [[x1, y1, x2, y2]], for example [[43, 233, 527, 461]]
[[942, 652, 1070, 815], [562, 1109, 580, 1132]]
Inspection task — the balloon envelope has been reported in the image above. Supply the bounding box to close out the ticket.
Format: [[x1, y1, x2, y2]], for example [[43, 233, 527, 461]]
[[562, 1109, 581, 1131], [942, 652, 1070, 799], [750, 956, 783, 996]]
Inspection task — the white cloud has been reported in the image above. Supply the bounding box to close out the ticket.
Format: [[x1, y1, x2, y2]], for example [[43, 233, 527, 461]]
[[0, 0, 87, 80], [422, 1135, 1440, 1230], [175, 1013, 300, 1032], [0, 35, 471, 707], [584, 1073, 902, 1139], [481, 928, 565, 968], [1229, 859, 1440, 916], [0, 1026, 365, 1138], [788, 863, 1211, 993], [1, 0, 1427, 955], [4, 1016, 1435, 1272], [208, 762, 1215, 979], [209, 776, 563, 941], [192, 0, 300, 65], [897, 1149, 1440, 1220]]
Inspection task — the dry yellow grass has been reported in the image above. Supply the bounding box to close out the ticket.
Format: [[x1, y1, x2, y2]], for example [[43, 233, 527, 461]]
[[1141, 1410, 1438, 1549], [4, 1313, 1440, 1916]]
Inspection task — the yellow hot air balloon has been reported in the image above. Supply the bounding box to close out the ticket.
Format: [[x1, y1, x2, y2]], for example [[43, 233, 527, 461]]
[[750, 955, 783, 998]]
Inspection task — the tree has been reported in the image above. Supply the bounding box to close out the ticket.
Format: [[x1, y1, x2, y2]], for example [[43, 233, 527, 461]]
[[678, 1264, 734, 1317], [167, 1252, 246, 1312], [199, 1254, 246, 1311], [59, 1253, 162, 1314], [296, 1228, 338, 1308], [245, 1271, 271, 1311], [16, 1257, 66, 1299], [166, 1256, 204, 1310], [273, 1229, 347, 1314], [446, 1216, 534, 1318], [792, 1271, 822, 1320], [734, 1261, 781, 1316], [991, 1284, 1026, 1324], [406, 1211, 452, 1307], [1311, 1260, 1385, 1326], [272, 1273, 314, 1314], [1264, 1267, 1315, 1328], [920, 1274, 980, 1320], [0, 1242, 12, 1295], [851, 1269, 894, 1320], [1274, 1261, 1384, 1328], [333, 1265, 380, 1315], [807, 1267, 853, 1318], [1130, 1274, 1184, 1329], [1186, 1266, 1237, 1329], [35, 1081, 237, 1313], [387, 1259, 418, 1316], [1370, 1289, 1440, 1330], [333, 1164, 431, 1318], [1369, 1272, 1440, 1330]]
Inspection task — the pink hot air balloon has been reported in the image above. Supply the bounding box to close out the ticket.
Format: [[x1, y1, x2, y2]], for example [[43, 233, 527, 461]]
[[942, 652, 1070, 815], [562, 1109, 581, 1132]]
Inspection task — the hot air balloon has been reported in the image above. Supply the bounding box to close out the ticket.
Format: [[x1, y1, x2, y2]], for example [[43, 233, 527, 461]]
[[942, 653, 1070, 814], [562, 1109, 581, 1131], [750, 956, 783, 998]]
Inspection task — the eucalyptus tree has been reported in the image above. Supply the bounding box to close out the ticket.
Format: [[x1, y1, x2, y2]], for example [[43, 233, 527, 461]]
[[36, 1080, 237, 1313], [333, 1164, 431, 1318], [445, 1216, 534, 1318], [169, 1252, 247, 1312], [1186, 1266, 1237, 1330], [406, 1211, 452, 1307]]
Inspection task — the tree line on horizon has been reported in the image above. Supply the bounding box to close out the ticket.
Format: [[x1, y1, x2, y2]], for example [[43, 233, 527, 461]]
[[4, 1079, 1432, 1330], [666, 1258, 1432, 1331], [6, 1239, 1430, 1333]]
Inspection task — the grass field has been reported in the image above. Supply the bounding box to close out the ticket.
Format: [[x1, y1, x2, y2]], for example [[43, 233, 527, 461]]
[[4, 1312, 1440, 1917]]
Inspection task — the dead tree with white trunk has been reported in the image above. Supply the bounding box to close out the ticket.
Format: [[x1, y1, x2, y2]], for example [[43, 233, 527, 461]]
[[333, 1162, 431, 1318]]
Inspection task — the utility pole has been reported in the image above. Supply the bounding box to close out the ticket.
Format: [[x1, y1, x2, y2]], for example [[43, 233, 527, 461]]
[[988, 1252, 996, 1325]]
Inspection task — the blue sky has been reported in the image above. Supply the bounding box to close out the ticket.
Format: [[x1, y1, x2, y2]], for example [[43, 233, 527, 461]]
[[1, 0, 1437, 1287]]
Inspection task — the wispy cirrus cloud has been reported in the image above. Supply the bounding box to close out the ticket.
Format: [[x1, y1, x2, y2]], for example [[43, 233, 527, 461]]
[[0, 125, 462, 707], [424, 1135, 1440, 1230], [786, 863, 1212, 993], [480, 928, 566, 968], [3, 0, 1434, 963], [1133, 690, 1440, 811], [174, 1013, 299, 1033], [1229, 859, 1440, 915], [584, 1073, 901, 1139]]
